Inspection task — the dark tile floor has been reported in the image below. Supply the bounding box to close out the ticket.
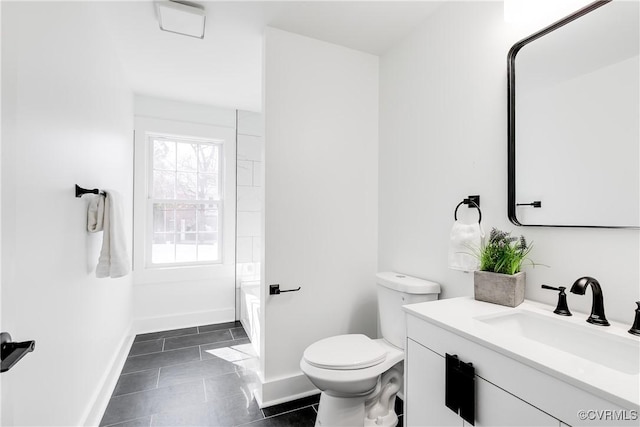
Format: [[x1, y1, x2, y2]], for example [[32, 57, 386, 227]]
[[100, 322, 403, 426]]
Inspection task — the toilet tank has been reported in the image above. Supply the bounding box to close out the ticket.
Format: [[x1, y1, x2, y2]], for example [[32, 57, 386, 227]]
[[376, 272, 440, 349]]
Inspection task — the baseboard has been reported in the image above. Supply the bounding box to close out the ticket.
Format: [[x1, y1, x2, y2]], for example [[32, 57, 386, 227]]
[[257, 372, 318, 408], [80, 328, 135, 426], [132, 308, 235, 335]]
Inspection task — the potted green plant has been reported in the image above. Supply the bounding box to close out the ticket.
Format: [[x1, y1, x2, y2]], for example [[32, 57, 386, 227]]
[[471, 228, 536, 307]]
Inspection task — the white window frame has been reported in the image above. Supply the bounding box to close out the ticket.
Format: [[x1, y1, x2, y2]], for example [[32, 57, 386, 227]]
[[146, 133, 224, 268], [133, 117, 236, 284]]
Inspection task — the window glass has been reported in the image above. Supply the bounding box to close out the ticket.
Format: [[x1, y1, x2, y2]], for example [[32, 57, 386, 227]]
[[149, 135, 222, 266]]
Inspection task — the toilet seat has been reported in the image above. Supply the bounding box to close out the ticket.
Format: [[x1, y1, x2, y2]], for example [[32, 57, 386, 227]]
[[300, 338, 404, 397], [303, 334, 387, 370]]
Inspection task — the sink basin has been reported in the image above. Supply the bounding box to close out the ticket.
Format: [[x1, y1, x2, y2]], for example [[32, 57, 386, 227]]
[[476, 310, 640, 375]]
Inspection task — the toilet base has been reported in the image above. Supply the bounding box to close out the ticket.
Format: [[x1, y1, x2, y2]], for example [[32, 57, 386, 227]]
[[364, 409, 398, 427], [315, 392, 369, 427], [314, 378, 400, 427]]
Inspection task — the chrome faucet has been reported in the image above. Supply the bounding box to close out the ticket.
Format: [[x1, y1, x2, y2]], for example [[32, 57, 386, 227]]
[[570, 276, 610, 326]]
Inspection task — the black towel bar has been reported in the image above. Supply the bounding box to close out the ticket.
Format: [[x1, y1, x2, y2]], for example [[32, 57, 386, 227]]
[[75, 184, 106, 198]]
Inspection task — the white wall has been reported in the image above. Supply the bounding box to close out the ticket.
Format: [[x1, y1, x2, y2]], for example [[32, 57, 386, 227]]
[[261, 27, 379, 405], [236, 110, 263, 284], [132, 95, 237, 333], [1, 2, 134, 425], [378, 1, 639, 323], [236, 111, 263, 353]]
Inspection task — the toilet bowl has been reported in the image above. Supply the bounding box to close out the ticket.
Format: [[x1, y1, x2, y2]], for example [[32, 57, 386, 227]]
[[300, 272, 440, 427], [300, 335, 404, 426]]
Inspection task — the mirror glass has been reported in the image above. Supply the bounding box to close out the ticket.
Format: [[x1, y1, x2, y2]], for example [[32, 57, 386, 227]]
[[509, 0, 639, 228]]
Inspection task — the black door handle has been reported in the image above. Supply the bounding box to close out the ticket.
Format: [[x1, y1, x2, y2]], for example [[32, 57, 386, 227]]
[[1, 332, 35, 373], [269, 284, 301, 295]]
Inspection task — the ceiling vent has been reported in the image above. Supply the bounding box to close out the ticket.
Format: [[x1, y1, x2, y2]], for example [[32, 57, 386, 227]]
[[156, 1, 206, 39]]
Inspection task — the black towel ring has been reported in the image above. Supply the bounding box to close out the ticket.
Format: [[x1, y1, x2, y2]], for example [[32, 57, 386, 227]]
[[454, 199, 482, 224]]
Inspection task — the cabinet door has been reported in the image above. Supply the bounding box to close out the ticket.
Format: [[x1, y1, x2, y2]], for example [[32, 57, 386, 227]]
[[472, 377, 559, 427], [406, 339, 462, 427]]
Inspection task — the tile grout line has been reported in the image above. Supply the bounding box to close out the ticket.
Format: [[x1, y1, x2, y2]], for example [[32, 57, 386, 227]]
[[135, 330, 198, 343], [128, 338, 236, 363], [202, 377, 207, 402], [102, 415, 153, 427], [162, 330, 236, 352], [128, 344, 166, 358], [120, 364, 246, 397], [120, 342, 232, 376], [118, 366, 160, 377], [120, 362, 179, 377], [138, 328, 216, 344], [261, 405, 316, 421], [144, 337, 241, 358], [135, 323, 237, 344], [109, 373, 207, 399]]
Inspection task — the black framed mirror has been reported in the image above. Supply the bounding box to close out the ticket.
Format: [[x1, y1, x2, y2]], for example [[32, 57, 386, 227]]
[[507, 0, 639, 229]]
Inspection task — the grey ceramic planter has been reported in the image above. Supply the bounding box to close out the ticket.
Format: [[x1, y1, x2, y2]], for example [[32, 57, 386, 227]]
[[473, 271, 525, 307]]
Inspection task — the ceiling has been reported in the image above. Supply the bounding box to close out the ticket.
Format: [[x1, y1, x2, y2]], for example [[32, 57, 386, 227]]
[[96, 1, 443, 111]]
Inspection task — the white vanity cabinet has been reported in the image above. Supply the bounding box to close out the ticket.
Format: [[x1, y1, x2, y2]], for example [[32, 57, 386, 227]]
[[404, 299, 639, 427], [406, 339, 461, 426], [406, 338, 558, 426]]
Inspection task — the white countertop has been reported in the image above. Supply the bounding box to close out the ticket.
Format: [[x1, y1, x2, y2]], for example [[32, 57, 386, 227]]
[[403, 297, 640, 409]]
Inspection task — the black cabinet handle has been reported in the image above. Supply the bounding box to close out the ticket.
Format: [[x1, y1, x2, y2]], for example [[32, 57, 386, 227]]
[[445, 353, 475, 425], [445, 354, 460, 413]]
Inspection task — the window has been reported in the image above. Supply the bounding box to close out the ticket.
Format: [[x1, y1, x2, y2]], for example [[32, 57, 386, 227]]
[[148, 134, 223, 266]]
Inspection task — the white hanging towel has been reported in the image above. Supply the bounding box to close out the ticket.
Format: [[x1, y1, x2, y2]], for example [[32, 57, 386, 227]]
[[448, 221, 484, 272], [87, 191, 130, 278], [87, 194, 105, 232]]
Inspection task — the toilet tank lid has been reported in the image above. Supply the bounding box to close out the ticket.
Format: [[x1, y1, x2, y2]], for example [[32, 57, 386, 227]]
[[376, 272, 440, 294]]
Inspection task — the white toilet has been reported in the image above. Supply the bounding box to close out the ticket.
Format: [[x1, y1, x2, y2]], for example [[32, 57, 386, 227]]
[[300, 272, 440, 426]]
